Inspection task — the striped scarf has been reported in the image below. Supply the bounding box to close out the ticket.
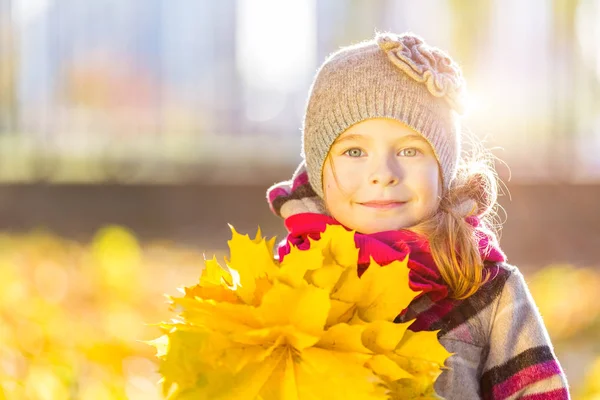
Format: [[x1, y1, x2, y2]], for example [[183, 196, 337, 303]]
[[278, 212, 506, 311]]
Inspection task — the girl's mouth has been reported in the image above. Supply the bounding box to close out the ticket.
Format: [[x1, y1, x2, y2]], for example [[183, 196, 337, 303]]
[[358, 201, 407, 210]]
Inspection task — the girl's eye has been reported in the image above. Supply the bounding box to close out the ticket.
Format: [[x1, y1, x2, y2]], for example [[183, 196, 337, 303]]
[[399, 148, 419, 157], [344, 148, 364, 157]]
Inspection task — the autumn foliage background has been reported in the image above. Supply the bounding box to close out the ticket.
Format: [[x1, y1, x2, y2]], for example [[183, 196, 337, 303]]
[[0, 220, 599, 399]]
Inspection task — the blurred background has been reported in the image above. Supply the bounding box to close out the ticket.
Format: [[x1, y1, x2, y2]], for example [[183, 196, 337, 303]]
[[0, 0, 599, 399]]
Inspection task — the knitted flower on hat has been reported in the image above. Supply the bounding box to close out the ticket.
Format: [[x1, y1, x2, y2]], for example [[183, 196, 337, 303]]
[[375, 32, 467, 115]]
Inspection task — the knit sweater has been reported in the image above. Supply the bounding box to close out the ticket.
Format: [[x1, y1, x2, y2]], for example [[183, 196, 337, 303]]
[[266, 166, 571, 399], [398, 262, 570, 399]]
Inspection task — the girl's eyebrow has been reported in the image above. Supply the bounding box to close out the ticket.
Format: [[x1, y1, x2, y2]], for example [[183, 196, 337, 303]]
[[333, 133, 427, 145], [400, 134, 429, 144], [333, 134, 368, 145]]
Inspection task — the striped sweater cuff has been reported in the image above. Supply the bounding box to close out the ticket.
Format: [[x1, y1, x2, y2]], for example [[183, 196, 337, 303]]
[[481, 346, 567, 400]]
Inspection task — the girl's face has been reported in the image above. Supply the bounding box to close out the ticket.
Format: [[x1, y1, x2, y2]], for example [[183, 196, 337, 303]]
[[322, 118, 442, 234]]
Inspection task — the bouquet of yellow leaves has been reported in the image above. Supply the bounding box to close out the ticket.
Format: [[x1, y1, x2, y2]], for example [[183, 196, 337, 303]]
[[151, 225, 451, 399]]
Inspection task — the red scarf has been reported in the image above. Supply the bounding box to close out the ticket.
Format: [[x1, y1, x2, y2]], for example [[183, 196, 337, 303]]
[[278, 213, 506, 305]]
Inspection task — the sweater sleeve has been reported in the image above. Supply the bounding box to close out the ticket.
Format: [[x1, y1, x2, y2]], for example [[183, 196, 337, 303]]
[[480, 268, 571, 400]]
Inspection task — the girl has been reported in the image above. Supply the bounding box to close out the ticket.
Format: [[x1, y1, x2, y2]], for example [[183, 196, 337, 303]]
[[266, 32, 570, 399]]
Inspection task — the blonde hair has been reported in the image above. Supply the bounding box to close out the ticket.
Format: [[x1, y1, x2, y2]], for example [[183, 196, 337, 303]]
[[409, 137, 503, 299]]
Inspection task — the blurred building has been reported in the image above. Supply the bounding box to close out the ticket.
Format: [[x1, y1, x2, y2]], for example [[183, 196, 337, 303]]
[[2, 0, 600, 182], [15, 0, 241, 137]]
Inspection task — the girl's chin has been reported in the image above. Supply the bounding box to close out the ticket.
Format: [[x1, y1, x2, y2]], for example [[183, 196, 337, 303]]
[[354, 221, 412, 234]]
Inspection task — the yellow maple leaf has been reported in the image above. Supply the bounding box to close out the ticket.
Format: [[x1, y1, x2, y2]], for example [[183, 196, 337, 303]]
[[226, 226, 278, 305], [316, 323, 370, 353], [366, 354, 413, 381], [332, 256, 419, 322], [394, 330, 452, 367], [258, 282, 330, 342], [200, 254, 235, 287], [325, 299, 355, 327], [305, 226, 357, 293], [385, 374, 443, 400], [309, 225, 359, 269], [183, 282, 240, 304], [277, 246, 323, 288], [362, 320, 412, 353]]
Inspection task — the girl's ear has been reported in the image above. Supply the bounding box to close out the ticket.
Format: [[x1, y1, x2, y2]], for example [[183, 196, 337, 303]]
[[453, 198, 478, 218], [442, 164, 497, 219]]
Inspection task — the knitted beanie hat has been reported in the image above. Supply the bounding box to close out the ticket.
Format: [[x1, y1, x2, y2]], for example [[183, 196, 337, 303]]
[[268, 32, 467, 218]]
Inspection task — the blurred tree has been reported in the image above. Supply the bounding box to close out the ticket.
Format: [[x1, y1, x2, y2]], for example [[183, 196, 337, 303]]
[[550, 0, 582, 180], [446, 0, 493, 80], [0, 0, 18, 133], [316, 0, 389, 61]]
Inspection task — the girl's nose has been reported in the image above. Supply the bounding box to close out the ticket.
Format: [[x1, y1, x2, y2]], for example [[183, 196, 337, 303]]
[[370, 174, 399, 186], [369, 158, 400, 186]]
